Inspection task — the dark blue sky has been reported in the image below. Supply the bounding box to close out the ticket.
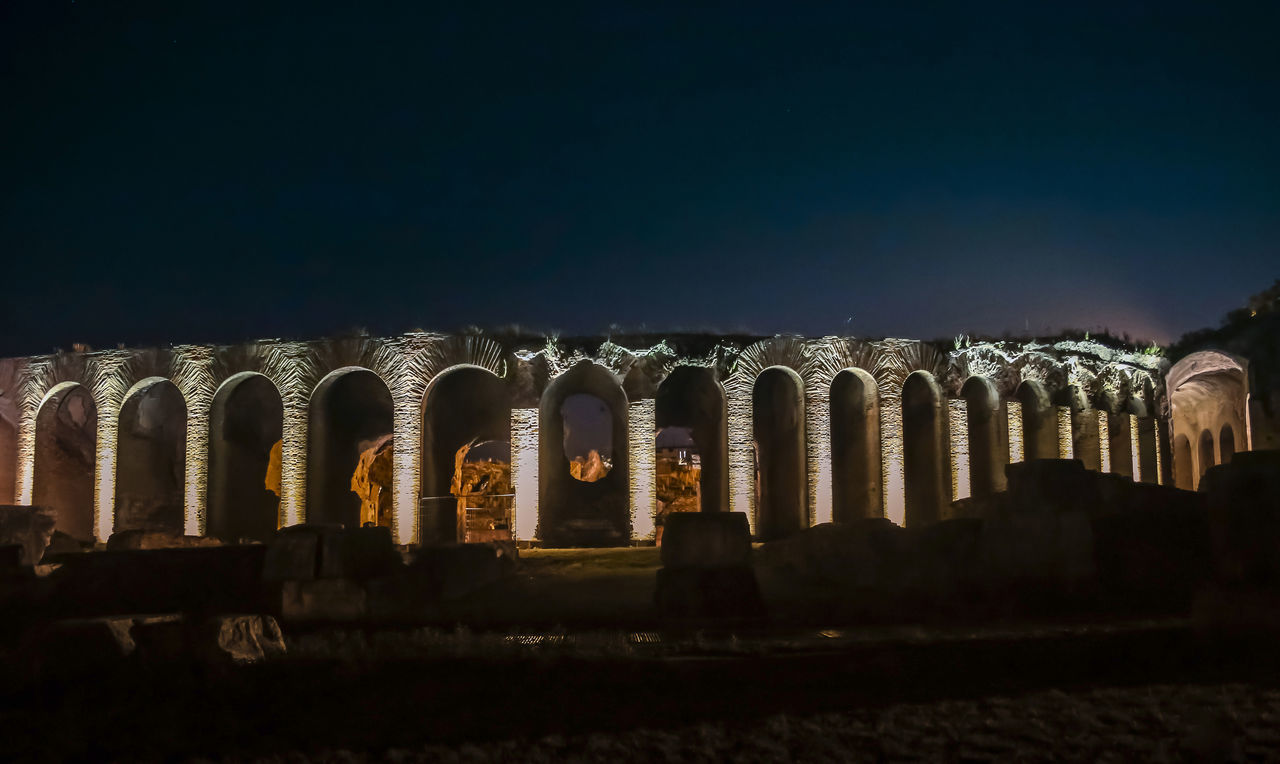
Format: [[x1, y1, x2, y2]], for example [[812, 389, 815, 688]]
[[2, 2, 1276, 356]]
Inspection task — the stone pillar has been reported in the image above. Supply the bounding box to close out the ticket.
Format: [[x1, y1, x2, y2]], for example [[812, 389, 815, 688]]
[[13, 360, 37, 505], [949, 398, 969, 502], [726, 384, 755, 533], [628, 399, 656, 542], [390, 386, 421, 545], [272, 344, 314, 529], [87, 351, 131, 541], [1056, 405, 1074, 460], [172, 345, 216, 536], [510, 407, 539, 542], [1006, 400, 1024, 463]]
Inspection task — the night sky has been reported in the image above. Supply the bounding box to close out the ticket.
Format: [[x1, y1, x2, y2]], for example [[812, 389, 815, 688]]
[[2, 2, 1277, 357]]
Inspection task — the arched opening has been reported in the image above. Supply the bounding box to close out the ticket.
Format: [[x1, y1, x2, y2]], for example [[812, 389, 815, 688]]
[[1130, 399, 1158, 484], [1173, 434, 1194, 490], [961, 376, 1002, 499], [831, 368, 882, 522], [421, 365, 510, 544], [538, 362, 629, 547], [1015, 380, 1055, 461], [115, 378, 187, 534], [1219, 424, 1236, 466], [1198, 428, 1215, 482], [307, 368, 393, 530], [562, 393, 613, 482], [903, 371, 946, 528], [1100, 393, 1133, 477], [1069, 386, 1102, 472], [753, 366, 806, 541], [207, 373, 283, 542], [655, 366, 729, 534], [33, 383, 97, 541]]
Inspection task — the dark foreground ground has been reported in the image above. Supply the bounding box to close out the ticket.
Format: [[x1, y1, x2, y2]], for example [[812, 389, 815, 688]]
[[5, 618, 1280, 761]]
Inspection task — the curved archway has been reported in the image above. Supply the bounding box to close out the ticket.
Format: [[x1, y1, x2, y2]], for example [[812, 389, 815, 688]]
[[753, 366, 806, 540], [115, 377, 187, 534], [538, 362, 629, 547], [1015, 380, 1055, 461], [307, 367, 394, 529], [903, 371, 946, 527], [656, 366, 729, 524], [208, 372, 283, 542], [961, 376, 1002, 499], [1219, 424, 1236, 466], [421, 365, 510, 543], [1173, 434, 1194, 490], [1198, 428, 1215, 482], [33, 382, 97, 540], [831, 368, 881, 522]]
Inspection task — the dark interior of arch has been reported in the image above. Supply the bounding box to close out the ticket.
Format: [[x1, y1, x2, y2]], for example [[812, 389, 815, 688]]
[[903, 371, 945, 528], [753, 367, 806, 541], [308, 369, 393, 529], [1135, 417, 1158, 484], [656, 366, 728, 515], [538, 363, 629, 547], [34, 385, 97, 541], [1106, 405, 1133, 477], [1069, 387, 1102, 472], [421, 367, 509, 544], [208, 374, 282, 543], [961, 376, 1002, 499], [1219, 424, 1235, 465], [1173, 434, 1194, 490], [115, 380, 187, 534], [1198, 429, 1215, 478], [830, 368, 881, 522]]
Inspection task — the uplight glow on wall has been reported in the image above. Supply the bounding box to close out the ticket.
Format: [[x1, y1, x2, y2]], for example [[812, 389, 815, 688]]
[[628, 400, 656, 541], [881, 400, 905, 526], [1130, 414, 1142, 479], [510, 407, 539, 542], [949, 398, 970, 502], [1098, 410, 1112, 472], [1007, 400, 1024, 464], [1056, 405, 1074, 460]]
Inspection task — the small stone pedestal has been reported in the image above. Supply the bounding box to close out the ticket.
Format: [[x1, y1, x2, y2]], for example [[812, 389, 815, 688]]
[[654, 512, 764, 621]]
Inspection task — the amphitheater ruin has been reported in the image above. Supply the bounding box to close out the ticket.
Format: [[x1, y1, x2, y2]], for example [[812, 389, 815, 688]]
[[0, 332, 1262, 548]]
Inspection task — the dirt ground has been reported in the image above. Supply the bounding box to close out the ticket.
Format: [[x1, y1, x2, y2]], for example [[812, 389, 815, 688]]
[[257, 682, 1280, 762]]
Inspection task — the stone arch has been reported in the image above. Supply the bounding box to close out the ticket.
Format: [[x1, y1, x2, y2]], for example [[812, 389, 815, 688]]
[[307, 367, 394, 529], [1220, 424, 1236, 466], [421, 364, 511, 543], [207, 372, 283, 542], [831, 368, 881, 522], [753, 366, 807, 540], [115, 377, 187, 534], [1198, 428, 1215, 481], [903, 370, 946, 528], [538, 361, 629, 547], [1015, 379, 1056, 461], [1167, 350, 1250, 480], [33, 382, 97, 541], [655, 365, 729, 514], [1173, 434, 1194, 490], [961, 375, 1003, 499]]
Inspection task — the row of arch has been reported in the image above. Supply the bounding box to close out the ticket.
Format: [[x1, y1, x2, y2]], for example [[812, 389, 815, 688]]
[[13, 358, 1166, 546]]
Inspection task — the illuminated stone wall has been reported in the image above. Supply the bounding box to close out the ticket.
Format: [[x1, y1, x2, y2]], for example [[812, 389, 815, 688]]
[[0, 332, 1175, 544]]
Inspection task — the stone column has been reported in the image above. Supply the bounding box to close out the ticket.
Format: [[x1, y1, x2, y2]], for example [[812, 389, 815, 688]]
[[510, 407, 539, 542], [806, 384, 832, 527], [628, 399, 656, 542], [172, 345, 216, 536], [948, 398, 969, 502], [726, 384, 755, 533]]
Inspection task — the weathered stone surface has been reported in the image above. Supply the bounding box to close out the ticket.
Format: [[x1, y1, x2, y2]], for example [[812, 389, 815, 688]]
[[660, 512, 751, 569], [264, 524, 401, 583], [754, 520, 909, 589], [46, 546, 268, 617], [198, 614, 287, 664], [263, 525, 326, 582], [1200, 450, 1280, 588], [0, 505, 56, 564], [280, 578, 367, 621], [1005, 459, 1102, 515], [406, 542, 518, 600], [106, 529, 224, 551], [654, 565, 765, 620]]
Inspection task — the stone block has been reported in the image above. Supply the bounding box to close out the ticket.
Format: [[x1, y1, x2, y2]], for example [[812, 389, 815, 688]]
[[407, 542, 518, 600], [979, 511, 1095, 590], [1004, 459, 1101, 515], [263, 526, 322, 582], [1201, 449, 1280, 588], [655, 565, 765, 620], [318, 525, 402, 580], [660, 511, 752, 569], [0, 505, 57, 564], [280, 579, 367, 621], [106, 529, 223, 551], [196, 614, 287, 664]]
